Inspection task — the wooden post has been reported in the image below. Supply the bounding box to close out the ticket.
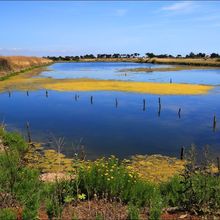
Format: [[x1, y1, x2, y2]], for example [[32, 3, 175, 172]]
[[26, 122, 32, 143], [143, 99, 146, 111], [90, 96, 93, 104], [158, 97, 161, 117], [178, 108, 181, 118], [180, 147, 184, 160], [170, 78, 172, 84], [158, 107, 161, 117], [115, 98, 118, 108], [46, 90, 48, 98], [217, 157, 220, 172], [213, 115, 217, 131], [26, 91, 29, 96]]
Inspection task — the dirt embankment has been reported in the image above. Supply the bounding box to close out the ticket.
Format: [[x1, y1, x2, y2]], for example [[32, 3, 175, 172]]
[[0, 56, 53, 77]]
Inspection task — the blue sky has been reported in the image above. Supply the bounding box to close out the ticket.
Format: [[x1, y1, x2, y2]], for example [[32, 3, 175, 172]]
[[0, 1, 220, 56]]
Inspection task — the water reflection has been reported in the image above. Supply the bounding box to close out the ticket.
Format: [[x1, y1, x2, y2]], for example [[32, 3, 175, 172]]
[[0, 90, 219, 159]]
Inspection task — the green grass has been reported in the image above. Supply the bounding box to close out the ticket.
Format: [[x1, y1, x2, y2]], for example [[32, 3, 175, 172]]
[[1, 128, 220, 219]]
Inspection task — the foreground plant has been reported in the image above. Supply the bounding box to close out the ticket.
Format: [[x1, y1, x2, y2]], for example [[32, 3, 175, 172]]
[[73, 156, 163, 218], [161, 146, 220, 216], [0, 128, 41, 219]]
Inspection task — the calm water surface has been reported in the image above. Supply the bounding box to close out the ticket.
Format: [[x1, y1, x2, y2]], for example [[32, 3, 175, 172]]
[[41, 62, 220, 85], [1, 62, 220, 159]]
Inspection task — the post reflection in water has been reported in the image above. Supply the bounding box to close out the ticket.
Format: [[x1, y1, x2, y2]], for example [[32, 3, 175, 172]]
[[1, 89, 220, 159]]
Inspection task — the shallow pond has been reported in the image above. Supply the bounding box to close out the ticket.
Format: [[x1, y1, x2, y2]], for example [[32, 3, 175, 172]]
[[41, 62, 220, 85], [1, 62, 220, 159]]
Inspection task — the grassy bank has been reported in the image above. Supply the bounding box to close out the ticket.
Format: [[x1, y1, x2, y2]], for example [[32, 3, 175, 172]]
[[0, 56, 53, 79], [56, 57, 220, 67], [0, 127, 220, 219], [142, 57, 220, 67]]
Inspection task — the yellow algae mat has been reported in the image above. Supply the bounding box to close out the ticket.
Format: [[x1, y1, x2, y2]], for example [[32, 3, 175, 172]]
[[0, 70, 213, 95]]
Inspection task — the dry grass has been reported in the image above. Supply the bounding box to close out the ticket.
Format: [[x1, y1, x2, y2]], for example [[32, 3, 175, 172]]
[[0, 56, 52, 76], [145, 57, 220, 67], [38, 199, 201, 220]]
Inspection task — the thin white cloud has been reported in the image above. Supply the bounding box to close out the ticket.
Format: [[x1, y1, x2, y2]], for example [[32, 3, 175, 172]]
[[115, 9, 127, 17], [162, 1, 193, 12]]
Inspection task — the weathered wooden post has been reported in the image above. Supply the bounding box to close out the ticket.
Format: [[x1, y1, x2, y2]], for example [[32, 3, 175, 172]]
[[178, 108, 181, 118], [26, 121, 32, 143], [216, 157, 220, 173], [90, 96, 93, 104], [158, 97, 161, 117], [115, 98, 118, 108], [180, 147, 184, 160], [143, 99, 146, 111], [46, 90, 48, 98], [213, 115, 217, 131]]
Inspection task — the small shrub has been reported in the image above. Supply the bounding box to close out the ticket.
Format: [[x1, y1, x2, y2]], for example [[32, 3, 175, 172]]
[[161, 169, 220, 215], [0, 129, 41, 219], [0, 208, 17, 220], [160, 175, 183, 207]]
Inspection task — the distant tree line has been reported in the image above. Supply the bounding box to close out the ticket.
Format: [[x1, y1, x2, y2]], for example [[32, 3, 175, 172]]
[[44, 52, 220, 61], [145, 52, 220, 59]]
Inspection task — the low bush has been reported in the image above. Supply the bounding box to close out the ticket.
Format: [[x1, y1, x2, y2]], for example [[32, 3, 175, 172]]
[[161, 168, 220, 215], [74, 156, 163, 217]]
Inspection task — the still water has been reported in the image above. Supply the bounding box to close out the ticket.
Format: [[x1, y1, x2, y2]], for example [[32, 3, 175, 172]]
[[41, 62, 220, 85], [1, 62, 220, 159]]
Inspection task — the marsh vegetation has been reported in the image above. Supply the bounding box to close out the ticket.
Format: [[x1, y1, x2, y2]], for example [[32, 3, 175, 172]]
[[0, 128, 220, 219]]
